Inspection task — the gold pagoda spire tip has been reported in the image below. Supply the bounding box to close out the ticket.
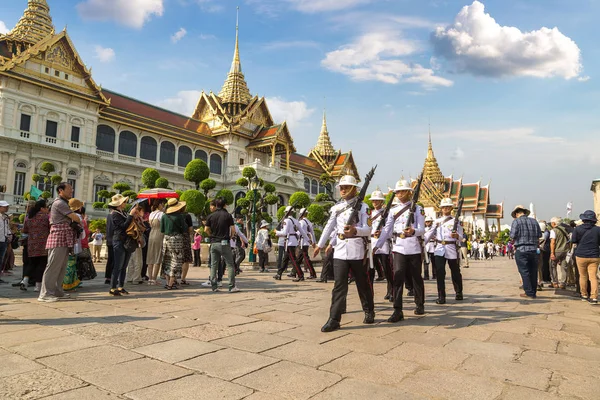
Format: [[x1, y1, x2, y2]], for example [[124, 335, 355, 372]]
[[5, 0, 55, 45], [313, 107, 336, 160]]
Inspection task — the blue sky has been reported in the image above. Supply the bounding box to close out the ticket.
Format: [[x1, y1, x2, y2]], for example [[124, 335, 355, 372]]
[[2, 0, 599, 221]]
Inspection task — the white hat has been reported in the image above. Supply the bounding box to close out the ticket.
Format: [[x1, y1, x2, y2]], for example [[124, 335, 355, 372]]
[[393, 179, 412, 192], [425, 216, 434, 222], [440, 198, 454, 208], [284, 205, 292, 213], [299, 207, 308, 217], [260, 220, 269, 228], [370, 189, 385, 201], [0, 200, 9, 207], [337, 175, 359, 187]]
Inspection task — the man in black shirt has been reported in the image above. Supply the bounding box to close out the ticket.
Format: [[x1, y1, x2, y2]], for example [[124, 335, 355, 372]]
[[205, 197, 239, 292]]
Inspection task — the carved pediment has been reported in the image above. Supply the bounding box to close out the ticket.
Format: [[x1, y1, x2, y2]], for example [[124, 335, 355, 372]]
[[45, 42, 72, 70]]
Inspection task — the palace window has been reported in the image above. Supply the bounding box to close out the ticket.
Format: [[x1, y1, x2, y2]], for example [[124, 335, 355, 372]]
[[20, 114, 31, 132], [160, 141, 176, 165], [140, 136, 157, 161], [13, 172, 26, 197], [319, 182, 325, 194], [304, 178, 310, 192], [195, 150, 208, 163], [71, 126, 80, 143], [45, 120, 58, 138], [67, 178, 76, 197], [44, 67, 49, 74], [54, 70, 60, 77], [118, 131, 137, 157], [311, 179, 318, 195], [178, 145, 192, 167], [94, 184, 108, 202], [210, 154, 222, 175], [64, 74, 69, 80], [96, 125, 115, 152]]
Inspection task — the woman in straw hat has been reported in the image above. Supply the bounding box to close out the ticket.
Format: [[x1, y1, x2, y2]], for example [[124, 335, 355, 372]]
[[107, 194, 135, 296], [255, 220, 271, 273], [160, 198, 187, 289]]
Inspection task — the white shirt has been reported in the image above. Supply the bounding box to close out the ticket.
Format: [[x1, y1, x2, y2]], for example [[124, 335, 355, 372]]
[[230, 225, 248, 248], [375, 201, 425, 255], [370, 208, 390, 255], [92, 232, 103, 246], [276, 217, 299, 247], [255, 228, 269, 250], [299, 218, 314, 247], [0, 213, 10, 243], [424, 216, 463, 260], [424, 225, 436, 253], [291, 216, 310, 247], [318, 199, 370, 260]]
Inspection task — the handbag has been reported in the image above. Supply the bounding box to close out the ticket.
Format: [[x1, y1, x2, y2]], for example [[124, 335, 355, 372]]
[[11, 235, 19, 250], [124, 236, 139, 253]]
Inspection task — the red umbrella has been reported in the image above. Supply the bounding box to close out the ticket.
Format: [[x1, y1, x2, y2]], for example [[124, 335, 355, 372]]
[[137, 188, 179, 199]]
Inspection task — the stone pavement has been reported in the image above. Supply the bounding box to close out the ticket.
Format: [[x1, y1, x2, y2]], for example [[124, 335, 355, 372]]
[[1, 257, 599, 400]]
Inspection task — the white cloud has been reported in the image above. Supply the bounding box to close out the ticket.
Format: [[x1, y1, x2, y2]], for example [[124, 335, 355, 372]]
[[94, 46, 116, 63], [322, 30, 453, 88], [265, 97, 315, 131], [195, 0, 223, 12], [441, 127, 565, 146], [0, 21, 9, 34], [77, 0, 164, 29], [171, 27, 187, 43], [157, 90, 202, 116], [431, 1, 583, 79], [199, 33, 217, 40], [450, 146, 465, 160]]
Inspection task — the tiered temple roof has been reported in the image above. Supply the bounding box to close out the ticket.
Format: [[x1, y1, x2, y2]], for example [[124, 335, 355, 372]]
[[3, 0, 54, 46]]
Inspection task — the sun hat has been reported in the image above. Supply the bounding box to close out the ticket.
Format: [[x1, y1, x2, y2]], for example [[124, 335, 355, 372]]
[[0, 200, 9, 207], [511, 205, 530, 218], [579, 210, 597, 223], [68, 198, 84, 211], [440, 198, 454, 208], [425, 216, 434, 222], [393, 179, 412, 192], [260, 220, 270, 228], [166, 198, 186, 214], [337, 175, 359, 187], [108, 194, 129, 207]]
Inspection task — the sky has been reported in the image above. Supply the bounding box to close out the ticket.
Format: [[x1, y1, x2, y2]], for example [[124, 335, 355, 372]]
[[1, 0, 599, 222]]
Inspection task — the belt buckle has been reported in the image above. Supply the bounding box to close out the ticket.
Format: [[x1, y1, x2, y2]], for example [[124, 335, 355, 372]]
[[338, 234, 345, 241], [399, 233, 406, 239]]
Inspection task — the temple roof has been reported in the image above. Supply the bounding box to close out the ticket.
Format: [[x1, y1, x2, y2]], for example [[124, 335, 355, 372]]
[[218, 11, 252, 106], [1, 0, 54, 46], [423, 130, 445, 185], [312, 110, 336, 159]]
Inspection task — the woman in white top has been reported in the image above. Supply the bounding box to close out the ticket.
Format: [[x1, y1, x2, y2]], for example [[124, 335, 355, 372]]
[[255, 220, 271, 272], [146, 200, 166, 284]]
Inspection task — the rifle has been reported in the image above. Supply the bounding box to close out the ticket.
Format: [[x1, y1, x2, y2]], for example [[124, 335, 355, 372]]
[[405, 173, 424, 229], [276, 202, 297, 231], [375, 191, 394, 232], [343, 165, 377, 234], [452, 196, 464, 233]]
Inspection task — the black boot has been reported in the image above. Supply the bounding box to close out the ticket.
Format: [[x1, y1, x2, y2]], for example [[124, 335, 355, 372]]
[[363, 311, 375, 324], [316, 278, 327, 283], [455, 293, 464, 301], [273, 274, 282, 280], [414, 306, 425, 315], [387, 310, 404, 323], [293, 276, 305, 282], [407, 289, 415, 297], [321, 318, 341, 332], [436, 297, 446, 304], [384, 293, 390, 300]]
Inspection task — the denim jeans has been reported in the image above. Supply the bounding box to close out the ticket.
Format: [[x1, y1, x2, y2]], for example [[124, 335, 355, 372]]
[[111, 240, 132, 289], [209, 242, 235, 290], [515, 249, 538, 297], [0, 241, 7, 272]]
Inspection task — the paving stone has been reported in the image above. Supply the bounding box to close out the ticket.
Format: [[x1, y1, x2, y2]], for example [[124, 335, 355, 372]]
[[500, 386, 578, 400], [242, 392, 286, 400], [488, 331, 558, 353], [78, 357, 191, 395], [0, 326, 70, 347], [134, 337, 224, 363], [556, 372, 600, 400], [234, 360, 341, 400], [0, 368, 86, 400], [244, 320, 298, 333], [262, 340, 350, 368], [217, 304, 275, 317], [400, 369, 504, 400], [382, 329, 455, 347], [38, 345, 143, 375], [10, 334, 103, 359], [472, 319, 532, 334], [175, 323, 249, 341], [320, 352, 417, 386], [178, 348, 278, 380], [0, 319, 38, 334], [323, 332, 400, 355], [252, 310, 321, 326], [127, 373, 253, 400], [445, 337, 522, 360], [66, 322, 144, 338], [386, 342, 470, 369], [0, 353, 44, 378], [459, 355, 552, 390], [275, 325, 348, 344], [41, 385, 121, 399], [430, 325, 494, 341], [531, 327, 595, 346], [129, 316, 206, 331], [547, 314, 600, 328], [519, 350, 600, 378], [212, 330, 294, 353], [558, 342, 600, 361], [311, 378, 428, 400], [107, 328, 180, 349]]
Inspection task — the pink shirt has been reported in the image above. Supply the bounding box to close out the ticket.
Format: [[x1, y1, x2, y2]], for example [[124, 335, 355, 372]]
[[192, 233, 202, 250]]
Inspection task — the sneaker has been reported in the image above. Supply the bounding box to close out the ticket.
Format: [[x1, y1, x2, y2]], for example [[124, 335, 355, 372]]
[[217, 281, 223, 287], [109, 289, 122, 296], [38, 296, 58, 303], [590, 298, 599, 305], [229, 286, 241, 293], [201, 281, 212, 287], [212, 288, 220, 292], [118, 288, 130, 295], [581, 295, 589, 302]]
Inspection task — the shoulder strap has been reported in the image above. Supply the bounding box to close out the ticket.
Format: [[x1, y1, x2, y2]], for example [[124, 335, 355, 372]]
[[392, 204, 412, 221]]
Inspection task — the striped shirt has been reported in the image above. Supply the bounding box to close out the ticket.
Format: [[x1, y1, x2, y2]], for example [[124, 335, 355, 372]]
[[510, 216, 542, 252]]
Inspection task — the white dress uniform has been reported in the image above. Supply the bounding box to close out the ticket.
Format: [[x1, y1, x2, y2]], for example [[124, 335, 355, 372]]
[[274, 217, 302, 278], [370, 209, 390, 255], [296, 217, 317, 277], [375, 201, 425, 254], [318, 201, 371, 260], [299, 218, 314, 247], [370, 207, 393, 297]]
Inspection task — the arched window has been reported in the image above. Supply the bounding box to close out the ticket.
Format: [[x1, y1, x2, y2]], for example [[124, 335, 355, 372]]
[[160, 141, 175, 165], [140, 136, 157, 161], [118, 131, 137, 157], [311, 179, 318, 194], [319, 182, 325, 194], [195, 149, 208, 163], [210, 154, 222, 175], [278, 195, 285, 208], [304, 177, 310, 192], [96, 125, 115, 152], [178, 145, 192, 167], [234, 191, 246, 216]]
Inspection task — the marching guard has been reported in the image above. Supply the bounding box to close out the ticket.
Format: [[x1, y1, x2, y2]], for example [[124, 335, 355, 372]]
[[369, 189, 394, 300], [296, 208, 317, 279], [314, 175, 375, 332], [273, 206, 304, 282], [423, 216, 436, 280], [425, 198, 464, 304], [375, 179, 425, 321]]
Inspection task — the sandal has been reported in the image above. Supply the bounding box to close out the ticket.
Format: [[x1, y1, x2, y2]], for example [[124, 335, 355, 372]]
[[148, 280, 156, 285], [180, 280, 190, 285]]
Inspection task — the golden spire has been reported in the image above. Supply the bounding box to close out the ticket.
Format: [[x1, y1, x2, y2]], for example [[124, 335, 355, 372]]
[[4, 0, 55, 45], [218, 6, 252, 109], [423, 126, 445, 185], [313, 108, 336, 160]]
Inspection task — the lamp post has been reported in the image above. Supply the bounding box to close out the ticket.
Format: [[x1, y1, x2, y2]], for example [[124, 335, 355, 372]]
[[248, 175, 260, 263]]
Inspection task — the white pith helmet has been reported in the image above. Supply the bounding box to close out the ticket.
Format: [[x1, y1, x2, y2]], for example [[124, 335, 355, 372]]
[[337, 175, 359, 187], [425, 216, 434, 222], [394, 179, 412, 192], [299, 207, 307, 217], [284, 205, 292, 213], [440, 198, 454, 208], [370, 189, 385, 201]]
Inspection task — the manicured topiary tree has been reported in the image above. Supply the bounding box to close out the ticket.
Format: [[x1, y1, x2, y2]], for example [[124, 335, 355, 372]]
[[180, 190, 206, 218], [141, 168, 160, 189], [289, 191, 310, 209], [199, 178, 217, 197], [155, 177, 169, 189], [307, 204, 327, 226], [113, 182, 131, 193], [215, 189, 234, 206], [184, 159, 210, 190]]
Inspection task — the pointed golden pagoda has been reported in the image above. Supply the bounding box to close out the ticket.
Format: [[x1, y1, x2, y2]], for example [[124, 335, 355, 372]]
[[313, 109, 337, 161], [218, 7, 252, 114], [423, 128, 445, 186], [3, 0, 55, 45], [419, 128, 446, 209]]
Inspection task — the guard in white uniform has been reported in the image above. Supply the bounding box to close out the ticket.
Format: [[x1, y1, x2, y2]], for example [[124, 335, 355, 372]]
[[314, 175, 374, 332], [423, 216, 436, 280], [424, 198, 464, 304], [370, 189, 394, 300], [317, 230, 337, 283], [273, 207, 303, 282], [375, 179, 425, 321], [296, 208, 317, 278]]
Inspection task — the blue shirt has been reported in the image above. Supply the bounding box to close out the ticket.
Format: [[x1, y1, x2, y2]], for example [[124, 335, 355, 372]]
[[572, 224, 600, 258], [510, 216, 542, 252]]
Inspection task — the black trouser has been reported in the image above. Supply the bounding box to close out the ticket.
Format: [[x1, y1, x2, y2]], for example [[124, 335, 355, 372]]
[[234, 247, 245, 272], [297, 245, 316, 277], [320, 250, 335, 280], [258, 250, 268, 270], [141, 236, 149, 278], [405, 257, 414, 292], [434, 256, 463, 299], [374, 253, 393, 296], [104, 244, 114, 279], [277, 246, 302, 277], [21, 243, 29, 279], [392, 253, 425, 310], [330, 259, 374, 322], [193, 249, 201, 266], [423, 252, 435, 279], [373, 254, 384, 279], [542, 250, 551, 282], [24, 255, 47, 283]]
